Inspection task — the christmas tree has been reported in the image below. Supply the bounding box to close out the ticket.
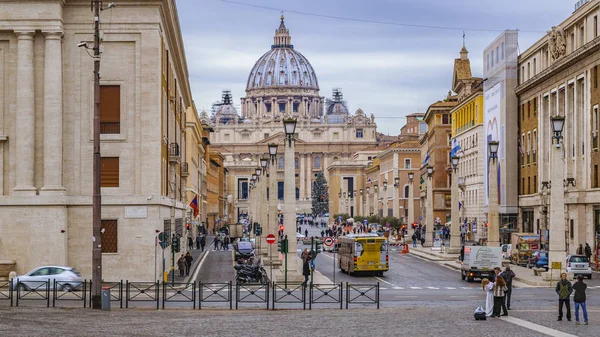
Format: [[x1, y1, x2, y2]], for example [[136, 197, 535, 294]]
[[311, 171, 329, 216]]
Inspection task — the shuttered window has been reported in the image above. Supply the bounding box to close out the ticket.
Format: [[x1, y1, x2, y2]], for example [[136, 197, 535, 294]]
[[100, 85, 120, 134], [101, 157, 119, 187], [101, 220, 118, 253]]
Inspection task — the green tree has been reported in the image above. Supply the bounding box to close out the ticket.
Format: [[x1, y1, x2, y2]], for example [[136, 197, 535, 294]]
[[311, 171, 329, 216]]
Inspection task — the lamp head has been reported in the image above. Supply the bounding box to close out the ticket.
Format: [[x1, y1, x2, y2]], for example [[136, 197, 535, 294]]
[[268, 143, 278, 156], [394, 177, 399, 187], [255, 168, 262, 176], [488, 140, 499, 158], [366, 187, 370, 194], [260, 157, 268, 169], [427, 166, 434, 177], [550, 115, 565, 140], [383, 180, 388, 190], [360, 188, 363, 195], [451, 156, 459, 169], [283, 117, 297, 136], [408, 172, 414, 181]]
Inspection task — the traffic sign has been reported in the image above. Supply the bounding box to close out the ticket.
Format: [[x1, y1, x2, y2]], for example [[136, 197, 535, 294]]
[[363, 219, 368, 225], [266, 234, 276, 244], [419, 216, 423, 221], [324, 237, 334, 247]]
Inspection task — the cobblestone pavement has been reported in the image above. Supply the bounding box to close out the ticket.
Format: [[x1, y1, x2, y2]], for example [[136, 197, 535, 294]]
[[0, 306, 580, 337]]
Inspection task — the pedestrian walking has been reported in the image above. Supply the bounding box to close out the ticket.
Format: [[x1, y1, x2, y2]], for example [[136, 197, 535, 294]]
[[501, 266, 516, 310], [572, 275, 588, 325], [412, 233, 417, 248], [200, 236, 206, 252], [301, 248, 309, 262], [576, 244, 584, 255], [302, 257, 311, 287], [188, 236, 193, 250], [177, 254, 186, 277], [213, 236, 220, 251], [492, 275, 508, 317], [305, 229, 308, 237], [482, 278, 494, 317], [555, 272, 573, 321], [184, 252, 193, 276], [320, 230, 325, 238], [223, 235, 230, 251], [196, 234, 201, 250], [420, 237, 425, 247], [584, 243, 592, 261]]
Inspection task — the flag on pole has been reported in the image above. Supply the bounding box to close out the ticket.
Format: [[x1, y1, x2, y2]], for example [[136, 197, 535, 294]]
[[450, 138, 461, 157], [422, 151, 430, 166], [190, 195, 199, 218]]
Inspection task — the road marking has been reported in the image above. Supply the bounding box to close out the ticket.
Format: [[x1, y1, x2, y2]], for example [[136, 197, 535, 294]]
[[500, 316, 578, 337], [450, 295, 478, 298], [409, 287, 422, 290], [426, 286, 439, 290], [393, 286, 404, 290], [374, 277, 394, 286], [460, 287, 471, 290], [393, 295, 418, 298], [191, 251, 210, 282], [445, 287, 456, 289]]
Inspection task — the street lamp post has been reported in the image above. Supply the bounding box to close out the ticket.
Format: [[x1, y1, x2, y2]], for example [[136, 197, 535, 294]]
[[487, 141, 500, 247], [540, 181, 550, 250], [407, 172, 414, 226], [549, 115, 566, 270], [283, 117, 299, 272], [366, 186, 371, 216], [393, 175, 400, 220], [268, 144, 278, 244], [450, 156, 461, 253], [338, 191, 343, 216], [374, 185, 379, 216], [255, 167, 262, 238], [425, 166, 434, 247], [359, 189, 363, 217]]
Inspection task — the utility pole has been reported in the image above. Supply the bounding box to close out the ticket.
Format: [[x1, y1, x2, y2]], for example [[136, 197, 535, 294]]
[[91, 0, 102, 310]]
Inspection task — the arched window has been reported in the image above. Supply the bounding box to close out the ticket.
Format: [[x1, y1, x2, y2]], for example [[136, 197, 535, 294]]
[[278, 157, 284, 169], [296, 188, 300, 200], [404, 185, 410, 198], [314, 156, 321, 168], [295, 157, 299, 169]]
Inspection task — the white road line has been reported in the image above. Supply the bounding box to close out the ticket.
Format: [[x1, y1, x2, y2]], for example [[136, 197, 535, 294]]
[[445, 287, 456, 289], [191, 251, 210, 282], [409, 286, 422, 290], [460, 287, 471, 290], [500, 316, 578, 337], [393, 286, 404, 290], [394, 295, 418, 298], [426, 286, 439, 290], [374, 277, 394, 286]]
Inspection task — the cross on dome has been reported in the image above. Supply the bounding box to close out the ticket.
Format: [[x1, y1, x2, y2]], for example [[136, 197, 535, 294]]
[[274, 13, 292, 48]]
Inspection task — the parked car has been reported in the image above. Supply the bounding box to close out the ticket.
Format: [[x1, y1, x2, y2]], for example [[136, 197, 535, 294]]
[[526, 251, 548, 270], [566, 255, 592, 279], [12, 266, 82, 291], [234, 241, 255, 261], [296, 233, 306, 242]]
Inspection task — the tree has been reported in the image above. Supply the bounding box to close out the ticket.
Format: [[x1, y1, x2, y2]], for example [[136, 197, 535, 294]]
[[311, 171, 329, 216]]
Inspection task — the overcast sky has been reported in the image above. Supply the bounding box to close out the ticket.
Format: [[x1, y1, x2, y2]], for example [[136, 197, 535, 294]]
[[177, 0, 577, 135]]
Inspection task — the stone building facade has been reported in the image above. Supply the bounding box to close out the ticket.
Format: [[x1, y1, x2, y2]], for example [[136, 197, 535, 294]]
[[209, 17, 378, 222], [515, 0, 600, 260], [0, 0, 192, 280]]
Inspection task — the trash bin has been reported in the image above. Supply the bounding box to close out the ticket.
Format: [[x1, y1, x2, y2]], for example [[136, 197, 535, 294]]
[[101, 286, 111, 311]]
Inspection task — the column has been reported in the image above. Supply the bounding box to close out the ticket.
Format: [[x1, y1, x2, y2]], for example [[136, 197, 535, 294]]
[[488, 156, 500, 247], [306, 156, 312, 197], [408, 177, 414, 224], [283, 139, 299, 267], [449, 169, 461, 253], [359, 192, 363, 216], [299, 155, 306, 199], [13, 31, 36, 195], [425, 175, 434, 247], [41, 31, 65, 194], [269, 162, 278, 237], [549, 139, 566, 269], [392, 153, 399, 219]]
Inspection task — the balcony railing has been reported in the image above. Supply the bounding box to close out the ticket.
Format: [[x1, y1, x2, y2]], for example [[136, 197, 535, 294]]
[[169, 143, 180, 163], [100, 122, 120, 134], [181, 162, 189, 177]]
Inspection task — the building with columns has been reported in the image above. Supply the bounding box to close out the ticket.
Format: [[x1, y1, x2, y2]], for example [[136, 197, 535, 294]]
[[449, 45, 486, 242], [0, 0, 192, 281], [515, 0, 600, 264], [209, 16, 378, 222]]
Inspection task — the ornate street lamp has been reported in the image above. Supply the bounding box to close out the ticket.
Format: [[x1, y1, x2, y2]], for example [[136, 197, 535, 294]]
[[408, 172, 414, 182], [338, 192, 342, 198], [488, 141, 499, 159], [343, 192, 347, 198], [366, 187, 370, 194], [268, 143, 278, 162], [360, 188, 363, 195], [383, 180, 388, 190], [374, 185, 379, 193], [255, 168, 262, 176], [394, 177, 399, 188], [451, 156, 459, 172], [260, 157, 268, 171], [551, 115, 565, 142], [427, 166, 434, 177], [283, 117, 297, 147], [353, 190, 357, 199]]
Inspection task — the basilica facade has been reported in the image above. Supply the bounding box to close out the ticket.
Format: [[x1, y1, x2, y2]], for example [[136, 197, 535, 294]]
[[208, 16, 378, 221]]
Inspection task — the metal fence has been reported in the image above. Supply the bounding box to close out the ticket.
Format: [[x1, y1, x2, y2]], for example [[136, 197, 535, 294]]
[[15, 280, 50, 307], [199, 282, 232, 310], [88, 281, 123, 309], [125, 281, 160, 309], [235, 282, 269, 310], [309, 283, 343, 310], [0, 280, 12, 306], [162, 282, 196, 309], [272, 282, 306, 310], [345, 283, 380, 309], [53, 280, 87, 308]]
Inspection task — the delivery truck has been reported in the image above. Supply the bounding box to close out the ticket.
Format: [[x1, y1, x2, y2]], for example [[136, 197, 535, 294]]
[[227, 224, 246, 241], [461, 246, 502, 282], [510, 233, 540, 266]]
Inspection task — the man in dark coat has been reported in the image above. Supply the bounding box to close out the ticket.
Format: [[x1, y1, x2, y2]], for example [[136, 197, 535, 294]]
[[501, 266, 516, 309]]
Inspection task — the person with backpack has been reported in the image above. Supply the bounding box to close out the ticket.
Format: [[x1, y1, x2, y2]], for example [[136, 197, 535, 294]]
[[555, 272, 573, 321], [500, 266, 516, 310], [492, 275, 508, 317], [572, 275, 588, 325]]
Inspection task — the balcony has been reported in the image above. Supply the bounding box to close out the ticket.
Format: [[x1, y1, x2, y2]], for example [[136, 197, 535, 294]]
[[100, 122, 120, 134], [457, 177, 466, 189], [181, 162, 189, 177], [169, 143, 180, 163]]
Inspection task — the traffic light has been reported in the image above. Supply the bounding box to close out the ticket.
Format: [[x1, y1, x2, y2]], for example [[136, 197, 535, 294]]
[[279, 225, 284, 232], [172, 237, 180, 253], [186, 223, 190, 230], [278, 237, 288, 253], [158, 232, 169, 249]]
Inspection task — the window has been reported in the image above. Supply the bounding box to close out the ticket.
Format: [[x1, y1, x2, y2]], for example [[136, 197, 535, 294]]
[[595, 165, 599, 188], [404, 159, 411, 169], [314, 156, 321, 168], [496, 46, 499, 64], [593, 66, 598, 89], [594, 105, 599, 150], [527, 177, 531, 194], [579, 25, 584, 48], [404, 185, 409, 198], [241, 134, 249, 141], [101, 220, 118, 253], [265, 103, 271, 113], [527, 62, 530, 80], [101, 157, 119, 187], [521, 66, 525, 83], [594, 16, 598, 38], [100, 85, 120, 134], [264, 133, 269, 139], [279, 103, 286, 112], [278, 157, 284, 169], [313, 132, 321, 139], [533, 129, 537, 163], [224, 133, 230, 141], [487, 54, 490, 70], [277, 181, 284, 200], [293, 102, 299, 112], [296, 187, 299, 200], [238, 178, 248, 200], [521, 177, 525, 194], [356, 129, 363, 138], [333, 132, 339, 140], [295, 157, 299, 169], [491, 50, 494, 67], [442, 114, 449, 124], [534, 175, 537, 193], [533, 58, 536, 75], [501, 42, 504, 60]]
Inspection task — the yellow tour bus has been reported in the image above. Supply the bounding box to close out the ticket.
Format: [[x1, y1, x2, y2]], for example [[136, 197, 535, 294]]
[[338, 234, 389, 276]]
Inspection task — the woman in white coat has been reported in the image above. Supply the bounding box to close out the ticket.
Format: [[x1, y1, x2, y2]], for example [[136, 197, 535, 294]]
[[482, 278, 494, 317]]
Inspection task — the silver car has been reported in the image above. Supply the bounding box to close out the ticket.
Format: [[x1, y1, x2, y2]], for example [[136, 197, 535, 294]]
[[566, 255, 592, 279], [12, 266, 82, 290]]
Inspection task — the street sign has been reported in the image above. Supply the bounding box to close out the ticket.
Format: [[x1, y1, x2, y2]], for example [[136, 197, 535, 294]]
[[324, 237, 334, 247], [266, 234, 276, 244], [552, 262, 562, 270], [419, 216, 423, 221]]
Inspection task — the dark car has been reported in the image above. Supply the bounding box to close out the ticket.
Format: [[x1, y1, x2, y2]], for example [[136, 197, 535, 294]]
[[234, 241, 255, 261], [527, 251, 548, 270]]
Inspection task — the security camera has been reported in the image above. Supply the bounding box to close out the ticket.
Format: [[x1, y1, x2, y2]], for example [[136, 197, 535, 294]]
[[77, 42, 88, 48]]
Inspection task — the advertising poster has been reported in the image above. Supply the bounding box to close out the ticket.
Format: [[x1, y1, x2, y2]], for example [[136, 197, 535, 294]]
[[484, 82, 502, 205]]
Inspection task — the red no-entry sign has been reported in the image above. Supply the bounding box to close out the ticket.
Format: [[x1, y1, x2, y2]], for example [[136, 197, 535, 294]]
[[324, 237, 334, 247], [266, 234, 276, 244]]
